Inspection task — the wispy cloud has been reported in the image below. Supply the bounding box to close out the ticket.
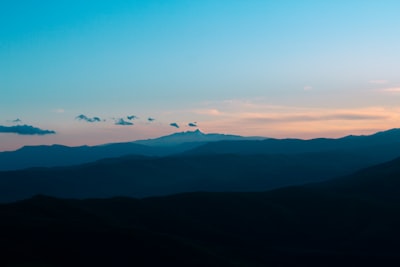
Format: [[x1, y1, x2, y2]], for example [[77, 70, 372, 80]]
[[115, 118, 133, 126], [193, 109, 222, 116], [12, 118, 22, 123], [75, 114, 103, 123], [0, 125, 56, 135], [369, 80, 389, 84], [148, 117, 155, 122], [380, 87, 400, 93], [303, 85, 313, 91], [245, 113, 388, 123], [187, 98, 400, 139], [170, 122, 179, 128], [188, 122, 197, 127]]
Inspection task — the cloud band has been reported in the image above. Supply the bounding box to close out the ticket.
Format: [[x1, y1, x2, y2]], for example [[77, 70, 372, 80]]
[[0, 125, 56, 135]]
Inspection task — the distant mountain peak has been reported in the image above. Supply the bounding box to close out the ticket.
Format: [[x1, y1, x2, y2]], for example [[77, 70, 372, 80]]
[[134, 129, 264, 147], [172, 129, 204, 136], [193, 129, 203, 134], [182, 129, 205, 136]]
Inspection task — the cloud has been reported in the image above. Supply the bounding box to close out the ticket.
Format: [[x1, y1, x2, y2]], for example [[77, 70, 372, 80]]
[[53, 108, 65, 113], [127, 115, 138, 120], [303, 85, 313, 91], [369, 80, 388, 84], [188, 122, 197, 127], [245, 113, 388, 123], [148, 117, 155, 122], [115, 118, 133, 126], [75, 114, 102, 123], [330, 114, 388, 120], [12, 118, 22, 123], [0, 125, 56, 135], [169, 122, 179, 128], [380, 87, 400, 93], [193, 109, 221, 116], [189, 99, 400, 139]]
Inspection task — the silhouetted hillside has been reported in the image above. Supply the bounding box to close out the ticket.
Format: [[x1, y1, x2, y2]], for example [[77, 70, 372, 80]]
[[316, 155, 400, 201], [2, 157, 400, 266], [0, 149, 393, 203]]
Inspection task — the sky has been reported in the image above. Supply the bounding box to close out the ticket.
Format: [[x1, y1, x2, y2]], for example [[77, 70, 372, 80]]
[[1, 0, 400, 151]]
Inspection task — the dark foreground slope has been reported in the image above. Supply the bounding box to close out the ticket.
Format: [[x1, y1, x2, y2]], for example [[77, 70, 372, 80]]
[[2, 157, 400, 266]]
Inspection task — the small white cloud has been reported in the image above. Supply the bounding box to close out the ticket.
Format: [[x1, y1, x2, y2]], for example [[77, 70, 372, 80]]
[[194, 109, 222, 116], [369, 80, 388, 84], [303, 86, 313, 91], [53, 108, 65, 113]]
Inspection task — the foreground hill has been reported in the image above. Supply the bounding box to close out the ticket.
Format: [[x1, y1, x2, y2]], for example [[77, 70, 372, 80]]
[[2, 157, 400, 266]]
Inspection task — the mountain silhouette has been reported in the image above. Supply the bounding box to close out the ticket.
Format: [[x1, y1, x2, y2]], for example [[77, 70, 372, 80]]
[[185, 128, 400, 155], [0, 130, 261, 171], [2, 156, 400, 266], [1, 128, 400, 202], [134, 129, 265, 146], [0, 143, 163, 171], [2, 128, 400, 171], [316, 155, 400, 201], [0, 147, 399, 203]]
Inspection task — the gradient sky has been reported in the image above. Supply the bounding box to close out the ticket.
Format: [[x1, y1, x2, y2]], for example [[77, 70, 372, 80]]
[[1, 0, 400, 151]]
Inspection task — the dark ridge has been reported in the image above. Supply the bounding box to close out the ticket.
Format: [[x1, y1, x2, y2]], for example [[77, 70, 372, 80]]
[[1, 150, 398, 203], [2, 156, 400, 266]]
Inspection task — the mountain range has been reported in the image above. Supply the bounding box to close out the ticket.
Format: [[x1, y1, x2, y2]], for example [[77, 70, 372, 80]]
[[1, 155, 400, 266], [2, 128, 400, 172], [185, 127, 400, 155], [134, 128, 265, 146], [1, 128, 400, 202], [2, 128, 400, 266], [0, 129, 265, 171]]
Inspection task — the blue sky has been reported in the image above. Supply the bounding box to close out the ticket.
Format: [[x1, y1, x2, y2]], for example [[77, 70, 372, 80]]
[[1, 0, 400, 151]]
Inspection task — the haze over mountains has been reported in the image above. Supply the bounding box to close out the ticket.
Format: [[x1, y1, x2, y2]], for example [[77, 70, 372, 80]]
[[186, 128, 400, 155], [0, 129, 264, 171], [2, 128, 400, 266], [4, 1, 400, 266], [134, 129, 265, 146], [2, 128, 400, 171], [1, 128, 400, 202]]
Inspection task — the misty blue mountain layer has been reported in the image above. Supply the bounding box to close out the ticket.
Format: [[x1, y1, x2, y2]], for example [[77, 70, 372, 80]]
[[1, 128, 400, 202], [0, 130, 264, 171]]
